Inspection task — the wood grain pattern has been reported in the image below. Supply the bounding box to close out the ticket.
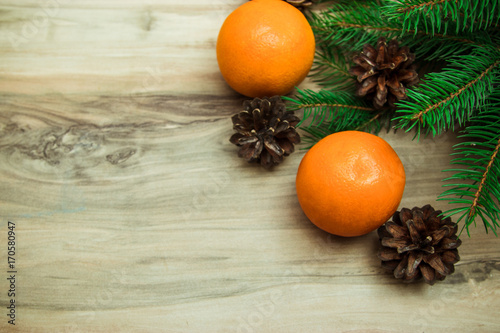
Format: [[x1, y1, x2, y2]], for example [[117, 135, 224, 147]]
[[1, 1, 500, 332]]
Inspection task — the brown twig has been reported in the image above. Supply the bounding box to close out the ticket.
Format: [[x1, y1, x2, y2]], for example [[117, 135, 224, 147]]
[[298, 103, 374, 112], [468, 135, 500, 219], [354, 109, 387, 131], [396, 0, 454, 13]]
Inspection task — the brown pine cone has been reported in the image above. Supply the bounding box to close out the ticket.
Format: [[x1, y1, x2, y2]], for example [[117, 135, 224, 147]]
[[377, 205, 461, 285], [230, 96, 300, 169], [249, 0, 314, 10], [350, 37, 419, 109], [285, 0, 314, 10]]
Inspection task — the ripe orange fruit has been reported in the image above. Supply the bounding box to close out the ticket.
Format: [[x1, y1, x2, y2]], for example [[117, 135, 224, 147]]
[[216, 0, 315, 98], [296, 131, 406, 237]]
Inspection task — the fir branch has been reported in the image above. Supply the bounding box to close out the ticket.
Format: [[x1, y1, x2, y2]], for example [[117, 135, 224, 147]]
[[309, 1, 404, 52], [309, 1, 493, 60], [393, 47, 500, 137], [438, 100, 500, 235], [309, 46, 356, 91], [354, 109, 392, 132], [284, 89, 381, 144], [412, 59, 499, 121], [382, 0, 500, 34]]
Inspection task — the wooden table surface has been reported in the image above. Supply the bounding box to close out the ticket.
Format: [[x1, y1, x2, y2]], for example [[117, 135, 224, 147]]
[[1, 1, 500, 332]]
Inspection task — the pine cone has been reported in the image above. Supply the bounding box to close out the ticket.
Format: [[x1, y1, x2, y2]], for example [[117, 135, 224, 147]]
[[350, 37, 419, 109], [377, 205, 461, 285], [285, 0, 313, 10], [230, 96, 300, 169], [249, 0, 314, 10]]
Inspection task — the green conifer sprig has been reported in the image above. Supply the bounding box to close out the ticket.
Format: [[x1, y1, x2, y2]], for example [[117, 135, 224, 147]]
[[309, 1, 401, 52], [308, 0, 489, 61], [284, 89, 384, 144], [438, 96, 500, 236], [310, 1, 482, 60], [310, 46, 355, 91], [383, 0, 500, 34], [394, 46, 500, 138]]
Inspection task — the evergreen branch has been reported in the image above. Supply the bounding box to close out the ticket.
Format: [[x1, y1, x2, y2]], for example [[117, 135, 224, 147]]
[[284, 89, 381, 144], [382, 0, 500, 34], [438, 101, 500, 235], [383, 0, 458, 35], [470, 136, 500, 222], [393, 47, 500, 137], [309, 45, 356, 91], [412, 58, 500, 122], [354, 108, 393, 132], [309, 1, 493, 60], [309, 2, 405, 52]]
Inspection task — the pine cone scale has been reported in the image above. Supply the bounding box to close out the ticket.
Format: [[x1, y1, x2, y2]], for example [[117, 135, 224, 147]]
[[420, 263, 435, 285], [381, 237, 409, 249], [376, 42, 385, 64], [442, 250, 460, 264], [397, 243, 420, 254], [252, 109, 264, 131], [394, 256, 408, 279], [274, 121, 289, 134], [424, 254, 449, 276], [264, 135, 284, 158], [406, 219, 422, 244], [229, 133, 243, 145], [385, 221, 408, 238], [389, 86, 406, 100], [441, 237, 462, 250], [280, 129, 301, 143], [378, 248, 402, 261], [399, 208, 412, 223], [253, 139, 264, 158], [358, 76, 377, 96], [386, 75, 400, 90], [407, 251, 423, 277], [397, 69, 416, 82], [387, 40, 398, 56], [429, 228, 448, 245], [276, 138, 294, 155], [238, 143, 257, 160], [232, 112, 253, 131]]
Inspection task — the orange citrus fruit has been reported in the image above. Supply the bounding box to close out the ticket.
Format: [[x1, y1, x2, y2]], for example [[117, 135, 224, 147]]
[[216, 0, 315, 98], [296, 131, 406, 237]]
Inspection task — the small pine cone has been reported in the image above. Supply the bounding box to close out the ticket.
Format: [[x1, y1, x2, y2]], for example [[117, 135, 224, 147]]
[[350, 37, 419, 109], [285, 0, 314, 10], [230, 96, 301, 169], [377, 205, 462, 285]]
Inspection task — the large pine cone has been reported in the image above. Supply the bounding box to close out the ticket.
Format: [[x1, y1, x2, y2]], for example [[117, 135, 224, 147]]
[[350, 37, 419, 109], [230, 96, 300, 169], [377, 205, 461, 285]]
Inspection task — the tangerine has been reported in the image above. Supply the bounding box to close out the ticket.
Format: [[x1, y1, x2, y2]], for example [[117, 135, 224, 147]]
[[296, 131, 406, 237], [216, 0, 315, 97]]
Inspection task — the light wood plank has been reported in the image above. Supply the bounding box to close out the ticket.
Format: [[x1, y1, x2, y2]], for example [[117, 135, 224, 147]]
[[1, 1, 500, 332]]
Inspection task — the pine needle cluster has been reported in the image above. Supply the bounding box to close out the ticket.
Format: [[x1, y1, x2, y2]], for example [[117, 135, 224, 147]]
[[285, 0, 500, 235]]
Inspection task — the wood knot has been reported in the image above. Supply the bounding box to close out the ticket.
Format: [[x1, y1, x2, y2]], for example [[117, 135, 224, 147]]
[[106, 148, 136, 165]]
